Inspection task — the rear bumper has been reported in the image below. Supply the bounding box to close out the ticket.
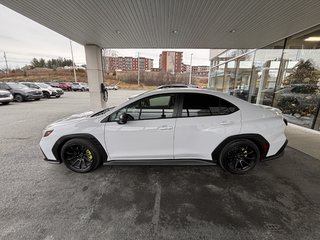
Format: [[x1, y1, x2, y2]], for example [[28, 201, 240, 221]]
[[263, 139, 288, 161]]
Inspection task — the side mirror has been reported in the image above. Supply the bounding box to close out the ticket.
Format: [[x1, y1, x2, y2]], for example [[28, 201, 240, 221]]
[[117, 112, 128, 124]]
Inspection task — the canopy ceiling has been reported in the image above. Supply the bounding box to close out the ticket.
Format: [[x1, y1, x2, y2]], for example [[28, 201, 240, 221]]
[[1, 0, 320, 49]]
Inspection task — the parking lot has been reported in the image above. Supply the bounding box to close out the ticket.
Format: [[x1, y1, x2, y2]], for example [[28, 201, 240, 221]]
[[0, 91, 320, 240]]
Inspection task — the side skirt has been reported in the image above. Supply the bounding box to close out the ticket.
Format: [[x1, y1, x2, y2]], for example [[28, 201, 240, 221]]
[[103, 159, 217, 166]]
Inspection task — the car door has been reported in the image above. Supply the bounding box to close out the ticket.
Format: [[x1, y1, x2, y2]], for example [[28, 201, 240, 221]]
[[174, 93, 242, 160], [104, 93, 178, 160]]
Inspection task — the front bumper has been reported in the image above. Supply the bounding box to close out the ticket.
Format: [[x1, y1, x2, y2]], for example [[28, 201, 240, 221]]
[[263, 139, 288, 161], [40, 147, 61, 164]]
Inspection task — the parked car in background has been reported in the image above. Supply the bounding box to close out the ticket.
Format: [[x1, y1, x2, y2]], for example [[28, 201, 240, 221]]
[[21, 82, 54, 99], [158, 84, 200, 89], [0, 89, 13, 105], [273, 84, 320, 115], [48, 82, 72, 91], [40, 88, 287, 174], [0, 82, 42, 102], [71, 82, 89, 91], [106, 85, 118, 90], [37, 83, 64, 98], [59, 82, 72, 91]]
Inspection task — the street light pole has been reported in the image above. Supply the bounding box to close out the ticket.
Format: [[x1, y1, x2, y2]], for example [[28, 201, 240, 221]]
[[4, 52, 9, 76], [189, 53, 193, 85], [69, 40, 77, 82], [137, 51, 140, 85]]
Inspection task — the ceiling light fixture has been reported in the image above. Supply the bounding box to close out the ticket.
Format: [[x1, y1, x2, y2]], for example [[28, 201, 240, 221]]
[[229, 29, 236, 33], [172, 30, 178, 34], [115, 30, 121, 34], [304, 36, 320, 42]]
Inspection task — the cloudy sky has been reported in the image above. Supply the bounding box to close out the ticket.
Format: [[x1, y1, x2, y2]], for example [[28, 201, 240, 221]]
[[0, 4, 210, 70]]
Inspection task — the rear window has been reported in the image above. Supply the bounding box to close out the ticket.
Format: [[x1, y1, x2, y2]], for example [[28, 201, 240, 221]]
[[182, 93, 239, 117]]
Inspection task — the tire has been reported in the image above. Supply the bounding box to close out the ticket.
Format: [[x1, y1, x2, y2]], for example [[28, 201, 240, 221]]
[[2, 102, 9, 105], [218, 139, 260, 174], [81, 88, 85, 92], [61, 138, 102, 173], [56, 95, 61, 98], [14, 94, 24, 102], [35, 98, 40, 101], [43, 92, 50, 98]]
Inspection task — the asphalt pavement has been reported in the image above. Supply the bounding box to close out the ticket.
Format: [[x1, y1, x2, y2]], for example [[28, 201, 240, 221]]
[[0, 91, 319, 240]]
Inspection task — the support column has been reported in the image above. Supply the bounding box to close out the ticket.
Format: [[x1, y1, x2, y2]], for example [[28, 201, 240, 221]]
[[85, 44, 106, 111]]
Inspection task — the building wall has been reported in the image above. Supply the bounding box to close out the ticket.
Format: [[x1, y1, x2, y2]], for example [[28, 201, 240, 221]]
[[160, 51, 183, 74]]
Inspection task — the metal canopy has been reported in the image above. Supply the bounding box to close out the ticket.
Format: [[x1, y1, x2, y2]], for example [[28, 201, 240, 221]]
[[1, 0, 320, 49]]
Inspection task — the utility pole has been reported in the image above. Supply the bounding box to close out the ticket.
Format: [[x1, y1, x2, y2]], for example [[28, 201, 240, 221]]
[[137, 52, 140, 85], [69, 40, 77, 82], [189, 53, 193, 85], [4, 52, 9, 75]]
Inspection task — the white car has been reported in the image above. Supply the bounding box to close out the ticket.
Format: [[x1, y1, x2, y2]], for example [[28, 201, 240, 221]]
[[40, 88, 287, 174], [0, 89, 13, 105], [33, 83, 64, 98], [71, 82, 89, 91]]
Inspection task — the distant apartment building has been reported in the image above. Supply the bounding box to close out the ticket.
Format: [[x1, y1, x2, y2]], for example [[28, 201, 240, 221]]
[[104, 56, 153, 73], [192, 65, 209, 77], [182, 64, 209, 76], [159, 51, 183, 74]]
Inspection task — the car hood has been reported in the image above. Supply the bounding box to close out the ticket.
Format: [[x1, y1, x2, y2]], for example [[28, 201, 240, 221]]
[[46, 111, 94, 128]]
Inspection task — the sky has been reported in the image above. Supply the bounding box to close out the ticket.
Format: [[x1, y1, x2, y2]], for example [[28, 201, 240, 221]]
[[0, 4, 210, 70]]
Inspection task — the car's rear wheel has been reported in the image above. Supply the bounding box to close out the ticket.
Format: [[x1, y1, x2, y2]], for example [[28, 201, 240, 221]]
[[2, 102, 10, 105], [219, 139, 260, 174], [35, 98, 40, 101], [14, 94, 24, 102], [61, 138, 102, 173], [56, 95, 60, 98]]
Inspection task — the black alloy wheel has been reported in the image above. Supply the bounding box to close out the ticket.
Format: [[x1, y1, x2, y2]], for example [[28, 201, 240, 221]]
[[14, 94, 23, 102], [219, 139, 260, 174], [61, 138, 102, 173]]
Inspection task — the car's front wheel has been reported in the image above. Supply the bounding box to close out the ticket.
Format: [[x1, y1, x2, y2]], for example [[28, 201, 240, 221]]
[[14, 94, 24, 102], [61, 138, 102, 173], [218, 139, 260, 174]]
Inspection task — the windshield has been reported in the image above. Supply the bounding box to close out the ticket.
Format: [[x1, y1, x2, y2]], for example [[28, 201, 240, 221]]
[[37, 83, 50, 88], [7, 83, 29, 90]]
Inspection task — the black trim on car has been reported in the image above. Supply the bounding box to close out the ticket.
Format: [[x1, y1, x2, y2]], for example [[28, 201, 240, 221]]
[[211, 134, 271, 161], [263, 139, 288, 161], [40, 147, 61, 164], [103, 159, 217, 166], [51, 134, 107, 162]]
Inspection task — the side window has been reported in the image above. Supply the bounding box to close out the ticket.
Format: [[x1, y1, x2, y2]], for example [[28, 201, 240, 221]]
[[182, 93, 238, 117], [109, 94, 176, 121]]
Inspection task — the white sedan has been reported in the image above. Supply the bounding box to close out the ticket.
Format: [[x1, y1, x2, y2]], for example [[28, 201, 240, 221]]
[[40, 88, 287, 174]]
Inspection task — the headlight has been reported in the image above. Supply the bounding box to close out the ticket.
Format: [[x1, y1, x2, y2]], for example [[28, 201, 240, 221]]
[[43, 130, 54, 137]]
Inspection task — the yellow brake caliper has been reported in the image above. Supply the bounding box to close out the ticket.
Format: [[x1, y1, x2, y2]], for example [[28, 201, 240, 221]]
[[242, 147, 248, 158], [86, 149, 93, 161]]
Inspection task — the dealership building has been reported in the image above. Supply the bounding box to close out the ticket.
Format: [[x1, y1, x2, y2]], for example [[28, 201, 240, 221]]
[[208, 25, 320, 131]]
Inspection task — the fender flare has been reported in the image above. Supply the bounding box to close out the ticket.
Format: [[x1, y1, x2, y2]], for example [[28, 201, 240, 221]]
[[211, 134, 270, 162], [52, 133, 107, 162]]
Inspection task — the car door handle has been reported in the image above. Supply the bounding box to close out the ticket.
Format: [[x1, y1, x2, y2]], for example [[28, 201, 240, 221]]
[[219, 121, 233, 125], [158, 125, 173, 130]]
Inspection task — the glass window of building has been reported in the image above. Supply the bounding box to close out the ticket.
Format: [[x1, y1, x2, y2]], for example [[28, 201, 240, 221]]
[[209, 25, 320, 131]]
